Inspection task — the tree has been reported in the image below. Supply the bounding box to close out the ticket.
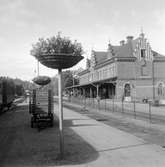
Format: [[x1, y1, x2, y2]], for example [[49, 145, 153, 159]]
[[49, 76, 58, 95], [62, 70, 73, 89], [61, 69, 83, 90], [15, 84, 24, 96]]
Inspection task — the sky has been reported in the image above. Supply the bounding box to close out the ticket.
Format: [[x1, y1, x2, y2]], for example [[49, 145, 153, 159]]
[[1, 0, 165, 81]]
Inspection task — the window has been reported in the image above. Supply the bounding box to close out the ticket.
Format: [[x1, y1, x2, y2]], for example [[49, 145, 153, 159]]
[[103, 69, 107, 78], [101, 70, 103, 79], [141, 49, 146, 59], [99, 71, 101, 80], [158, 83, 163, 96], [96, 72, 98, 80], [141, 65, 148, 76], [124, 83, 131, 97]]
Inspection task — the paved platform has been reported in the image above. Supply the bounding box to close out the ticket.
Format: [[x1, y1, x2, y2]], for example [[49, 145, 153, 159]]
[[57, 103, 165, 167], [1, 100, 165, 167]]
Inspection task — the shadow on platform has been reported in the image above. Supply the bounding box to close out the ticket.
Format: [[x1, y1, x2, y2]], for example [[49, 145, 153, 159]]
[[0, 104, 99, 166]]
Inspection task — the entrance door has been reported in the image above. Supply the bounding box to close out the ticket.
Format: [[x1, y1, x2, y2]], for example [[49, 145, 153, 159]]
[[124, 83, 131, 101]]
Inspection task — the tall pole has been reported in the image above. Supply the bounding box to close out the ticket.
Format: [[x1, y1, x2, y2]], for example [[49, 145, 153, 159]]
[[152, 60, 155, 102], [90, 87, 92, 106], [96, 84, 100, 110], [58, 69, 64, 159], [37, 60, 39, 76], [83, 88, 86, 110], [72, 75, 75, 96], [134, 58, 137, 118]]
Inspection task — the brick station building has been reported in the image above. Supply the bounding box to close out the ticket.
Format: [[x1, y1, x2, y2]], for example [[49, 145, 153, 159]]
[[69, 32, 165, 103]]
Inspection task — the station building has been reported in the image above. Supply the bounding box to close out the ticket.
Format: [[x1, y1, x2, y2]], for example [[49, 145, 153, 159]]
[[70, 32, 165, 103]]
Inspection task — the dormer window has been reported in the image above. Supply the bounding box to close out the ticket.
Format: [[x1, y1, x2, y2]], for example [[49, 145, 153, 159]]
[[141, 49, 146, 59]]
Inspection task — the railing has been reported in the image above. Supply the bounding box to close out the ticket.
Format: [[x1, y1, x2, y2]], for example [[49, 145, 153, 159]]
[[66, 96, 165, 124]]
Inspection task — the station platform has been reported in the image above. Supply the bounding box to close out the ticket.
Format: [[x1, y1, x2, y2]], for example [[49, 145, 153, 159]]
[[1, 99, 165, 167], [54, 102, 165, 167]]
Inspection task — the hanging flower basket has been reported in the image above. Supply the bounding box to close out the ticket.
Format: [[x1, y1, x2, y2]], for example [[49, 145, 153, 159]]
[[30, 33, 84, 69], [38, 53, 83, 69], [33, 76, 51, 85]]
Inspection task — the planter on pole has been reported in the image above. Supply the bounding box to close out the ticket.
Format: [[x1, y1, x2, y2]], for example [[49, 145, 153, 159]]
[[32, 76, 51, 85], [30, 33, 84, 159], [37, 54, 83, 159]]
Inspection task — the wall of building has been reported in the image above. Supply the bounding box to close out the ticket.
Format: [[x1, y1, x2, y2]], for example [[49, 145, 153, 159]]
[[116, 59, 155, 101], [154, 62, 165, 79], [79, 63, 117, 85], [136, 61, 152, 78], [117, 61, 135, 79], [154, 61, 165, 100], [135, 79, 153, 101], [115, 78, 153, 101]]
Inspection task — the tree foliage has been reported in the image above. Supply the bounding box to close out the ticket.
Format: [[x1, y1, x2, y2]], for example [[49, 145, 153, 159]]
[[42, 69, 83, 96], [62, 69, 82, 89], [0, 77, 36, 97]]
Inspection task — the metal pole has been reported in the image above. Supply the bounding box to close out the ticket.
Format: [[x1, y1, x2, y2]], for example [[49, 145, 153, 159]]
[[105, 98, 106, 112], [133, 100, 136, 119], [58, 69, 64, 159], [122, 99, 124, 114], [152, 60, 155, 103], [113, 96, 114, 112], [72, 75, 75, 97], [90, 87, 92, 106], [83, 88, 86, 111], [134, 58, 137, 120], [149, 101, 151, 123], [37, 60, 39, 76], [96, 84, 100, 111]]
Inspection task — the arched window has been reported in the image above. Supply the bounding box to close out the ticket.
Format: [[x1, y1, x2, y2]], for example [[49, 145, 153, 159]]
[[124, 83, 131, 97], [158, 83, 163, 96]]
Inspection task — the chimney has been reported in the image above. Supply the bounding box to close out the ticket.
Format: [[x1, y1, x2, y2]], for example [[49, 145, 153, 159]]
[[126, 36, 134, 43], [120, 40, 125, 46]]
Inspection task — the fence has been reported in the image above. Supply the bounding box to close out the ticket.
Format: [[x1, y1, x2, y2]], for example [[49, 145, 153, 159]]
[[67, 96, 165, 124]]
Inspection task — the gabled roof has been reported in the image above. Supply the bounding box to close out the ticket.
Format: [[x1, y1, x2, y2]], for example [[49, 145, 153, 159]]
[[113, 43, 133, 57], [152, 50, 165, 57], [92, 42, 135, 66], [93, 51, 107, 63], [89, 34, 165, 69], [92, 38, 140, 65]]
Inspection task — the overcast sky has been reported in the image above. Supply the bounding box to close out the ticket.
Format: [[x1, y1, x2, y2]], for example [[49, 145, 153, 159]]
[[1, 0, 165, 80]]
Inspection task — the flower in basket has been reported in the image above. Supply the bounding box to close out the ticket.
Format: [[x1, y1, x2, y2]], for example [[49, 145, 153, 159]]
[[32, 76, 51, 86], [30, 32, 83, 59], [30, 33, 84, 69]]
